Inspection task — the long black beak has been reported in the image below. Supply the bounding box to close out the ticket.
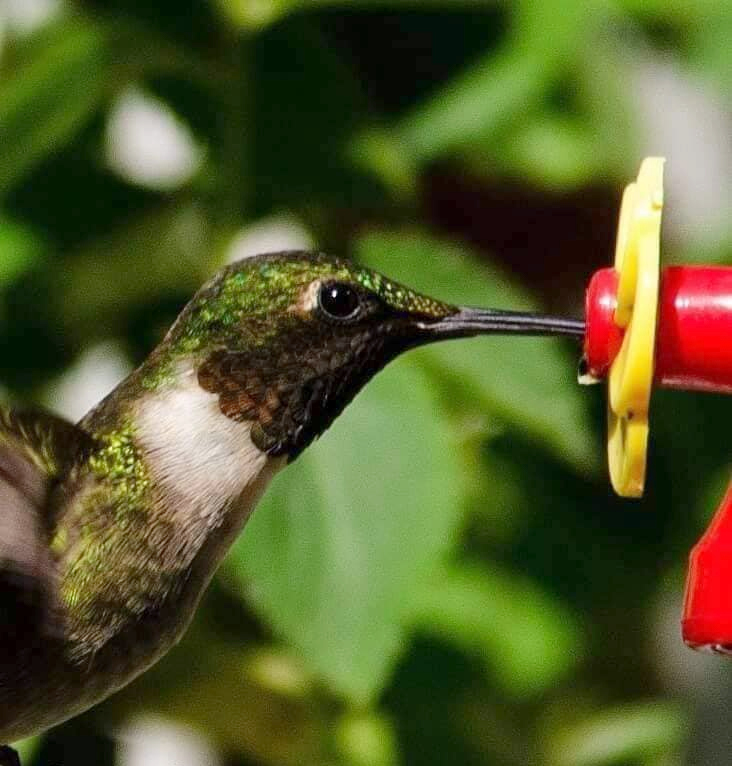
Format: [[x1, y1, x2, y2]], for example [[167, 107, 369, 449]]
[[423, 307, 586, 339]]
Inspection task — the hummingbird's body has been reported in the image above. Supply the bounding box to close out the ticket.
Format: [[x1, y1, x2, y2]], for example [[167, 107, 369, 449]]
[[0, 366, 281, 743], [0, 252, 583, 751]]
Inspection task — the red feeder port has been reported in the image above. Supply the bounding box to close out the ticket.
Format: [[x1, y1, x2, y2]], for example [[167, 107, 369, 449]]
[[583, 265, 732, 392]]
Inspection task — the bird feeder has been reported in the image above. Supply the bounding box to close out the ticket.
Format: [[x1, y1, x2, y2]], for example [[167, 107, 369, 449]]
[[582, 157, 732, 653]]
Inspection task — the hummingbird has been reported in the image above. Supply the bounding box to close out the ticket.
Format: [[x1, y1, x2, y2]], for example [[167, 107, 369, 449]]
[[0, 251, 583, 764]]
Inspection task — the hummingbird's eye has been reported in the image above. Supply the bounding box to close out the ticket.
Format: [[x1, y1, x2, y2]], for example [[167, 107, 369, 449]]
[[318, 282, 361, 320]]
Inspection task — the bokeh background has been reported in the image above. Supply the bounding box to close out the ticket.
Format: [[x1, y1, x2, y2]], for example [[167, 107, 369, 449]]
[[1, 0, 731, 764]]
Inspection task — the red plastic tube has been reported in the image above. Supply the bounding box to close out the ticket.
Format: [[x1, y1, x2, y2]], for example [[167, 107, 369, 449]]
[[584, 266, 732, 391], [655, 267, 732, 393]]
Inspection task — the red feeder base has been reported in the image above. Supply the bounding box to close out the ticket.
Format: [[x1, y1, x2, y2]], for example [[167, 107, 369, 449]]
[[683, 483, 732, 652]]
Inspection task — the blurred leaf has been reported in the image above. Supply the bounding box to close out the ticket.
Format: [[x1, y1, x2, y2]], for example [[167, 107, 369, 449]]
[[617, 0, 729, 20], [335, 712, 400, 766], [356, 229, 597, 472], [689, 11, 732, 95], [215, 0, 502, 31], [546, 702, 686, 766], [57, 203, 216, 339], [394, 0, 597, 161], [482, 29, 638, 188], [413, 562, 583, 698], [228, 358, 467, 703], [111, 641, 332, 765], [348, 127, 418, 201], [213, 0, 287, 30], [12, 737, 41, 762], [0, 216, 44, 328], [0, 19, 109, 196], [490, 115, 602, 188], [0, 216, 43, 286]]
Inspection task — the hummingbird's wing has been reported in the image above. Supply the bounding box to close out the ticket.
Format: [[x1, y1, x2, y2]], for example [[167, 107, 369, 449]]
[[0, 407, 93, 637]]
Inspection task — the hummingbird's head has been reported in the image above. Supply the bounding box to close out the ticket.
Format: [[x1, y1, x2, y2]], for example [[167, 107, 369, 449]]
[[163, 251, 582, 461]]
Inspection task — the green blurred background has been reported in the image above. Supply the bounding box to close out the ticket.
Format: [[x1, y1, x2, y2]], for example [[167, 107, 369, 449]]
[[1, 0, 731, 764]]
